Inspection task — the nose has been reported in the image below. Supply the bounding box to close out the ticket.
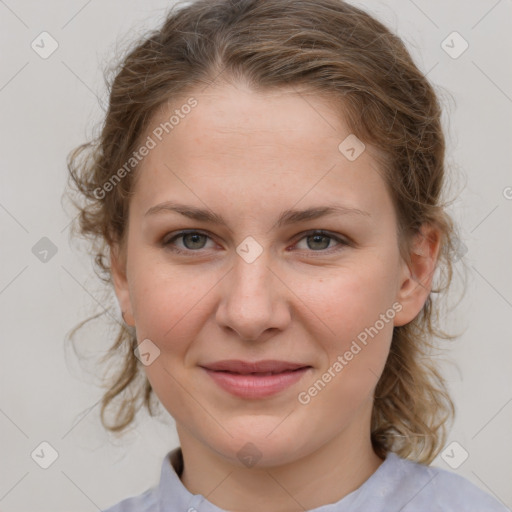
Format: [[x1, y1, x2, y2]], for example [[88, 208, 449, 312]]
[[215, 252, 291, 343]]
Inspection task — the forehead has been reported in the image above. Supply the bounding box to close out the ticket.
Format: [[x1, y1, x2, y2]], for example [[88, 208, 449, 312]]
[[150, 83, 343, 154], [131, 82, 391, 219]]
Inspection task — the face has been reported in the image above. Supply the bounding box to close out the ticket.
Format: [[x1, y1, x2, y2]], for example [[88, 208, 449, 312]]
[[112, 81, 434, 468]]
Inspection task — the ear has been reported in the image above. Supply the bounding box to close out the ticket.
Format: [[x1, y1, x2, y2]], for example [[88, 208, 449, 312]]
[[393, 223, 441, 327], [110, 242, 135, 327]]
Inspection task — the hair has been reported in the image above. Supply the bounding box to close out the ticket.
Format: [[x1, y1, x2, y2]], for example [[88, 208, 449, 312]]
[[65, 0, 465, 464]]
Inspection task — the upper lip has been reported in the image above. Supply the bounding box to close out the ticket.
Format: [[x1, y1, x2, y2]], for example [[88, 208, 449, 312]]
[[200, 360, 310, 374]]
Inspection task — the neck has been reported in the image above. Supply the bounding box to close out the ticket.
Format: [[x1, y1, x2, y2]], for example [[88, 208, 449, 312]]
[[176, 406, 384, 512]]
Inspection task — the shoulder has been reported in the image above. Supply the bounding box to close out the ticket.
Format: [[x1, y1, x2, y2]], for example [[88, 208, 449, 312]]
[[385, 453, 508, 512], [100, 447, 183, 511], [101, 487, 157, 512]]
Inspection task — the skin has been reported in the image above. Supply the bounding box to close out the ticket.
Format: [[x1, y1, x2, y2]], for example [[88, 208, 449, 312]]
[[111, 80, 440, 512]]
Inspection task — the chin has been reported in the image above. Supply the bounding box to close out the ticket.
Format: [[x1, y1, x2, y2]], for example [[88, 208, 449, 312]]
[[205, 423, 312, 469]]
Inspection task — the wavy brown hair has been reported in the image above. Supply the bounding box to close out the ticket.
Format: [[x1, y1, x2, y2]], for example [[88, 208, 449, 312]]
[[65, 0, 465, 463]]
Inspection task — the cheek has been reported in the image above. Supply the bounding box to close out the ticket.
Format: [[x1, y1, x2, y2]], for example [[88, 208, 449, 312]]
[[128, 263, 211, 349], [128, 268, 209, 417], [300, 258, 398, 401], [295, 258, 399, 342]]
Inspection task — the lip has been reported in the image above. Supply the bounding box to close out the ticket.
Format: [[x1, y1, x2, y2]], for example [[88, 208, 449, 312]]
[[200, 360, 312, 399], [201, 359, 309, 373]]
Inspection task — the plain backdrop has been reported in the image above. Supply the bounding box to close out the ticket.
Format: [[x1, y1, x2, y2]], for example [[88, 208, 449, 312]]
[[1, 0, 511, 510]]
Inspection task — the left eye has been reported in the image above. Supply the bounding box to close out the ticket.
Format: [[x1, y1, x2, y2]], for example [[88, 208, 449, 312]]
[[162, 229, 348, 254], [293, 230, 347, 252]]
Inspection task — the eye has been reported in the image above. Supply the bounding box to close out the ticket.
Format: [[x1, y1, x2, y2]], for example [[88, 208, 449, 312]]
[[292, 230, 349, 253], [162, 230, 215, 254], [162, 229, 349, 255]]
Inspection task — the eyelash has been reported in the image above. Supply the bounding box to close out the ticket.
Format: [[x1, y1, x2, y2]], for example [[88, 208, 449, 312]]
[[162, 229, 350, 256]]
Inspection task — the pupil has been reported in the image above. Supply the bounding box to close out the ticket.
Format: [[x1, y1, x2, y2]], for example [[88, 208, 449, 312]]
[[184, 233, 205, 249], [309, 234, 329, 250]]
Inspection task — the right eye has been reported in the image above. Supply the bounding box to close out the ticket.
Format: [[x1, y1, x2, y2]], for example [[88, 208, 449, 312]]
[[162, 230, 217, 254]]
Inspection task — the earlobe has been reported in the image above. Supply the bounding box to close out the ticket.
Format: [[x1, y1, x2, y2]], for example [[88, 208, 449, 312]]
[[393, 224, 441, 327], [110, 243, 135, 327]]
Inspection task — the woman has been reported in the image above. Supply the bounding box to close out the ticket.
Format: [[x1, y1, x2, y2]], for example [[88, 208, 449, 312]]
[[66, 0, 507, 510]]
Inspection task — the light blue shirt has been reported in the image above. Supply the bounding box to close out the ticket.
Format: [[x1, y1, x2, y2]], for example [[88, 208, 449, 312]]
[[102, 447, 509, 511]]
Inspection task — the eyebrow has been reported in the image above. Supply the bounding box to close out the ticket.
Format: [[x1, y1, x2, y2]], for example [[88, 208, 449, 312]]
[[144, 201, 370, 228]]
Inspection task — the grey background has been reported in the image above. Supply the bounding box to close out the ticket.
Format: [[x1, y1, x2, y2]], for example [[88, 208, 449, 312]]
[[0, 0, 511, 510]]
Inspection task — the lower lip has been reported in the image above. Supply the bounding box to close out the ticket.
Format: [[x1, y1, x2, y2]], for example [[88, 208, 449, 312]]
[[202, 367, 311, 399]]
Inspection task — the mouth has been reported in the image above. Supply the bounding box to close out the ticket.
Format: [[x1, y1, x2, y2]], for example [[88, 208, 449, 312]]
[[200, 360, 312, 399], [211, 369, 305, 376], [200, 359, 311, 374]]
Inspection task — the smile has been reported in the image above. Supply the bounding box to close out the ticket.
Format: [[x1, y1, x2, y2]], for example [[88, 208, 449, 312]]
[[201, 366, 311, 399]]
